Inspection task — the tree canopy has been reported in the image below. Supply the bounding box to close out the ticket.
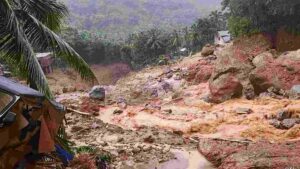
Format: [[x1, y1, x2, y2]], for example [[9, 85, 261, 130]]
[[223, 0, 300, 37]]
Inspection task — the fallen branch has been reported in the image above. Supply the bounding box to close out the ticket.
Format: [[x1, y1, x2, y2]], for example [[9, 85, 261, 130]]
[[67, 108, 91, 116]]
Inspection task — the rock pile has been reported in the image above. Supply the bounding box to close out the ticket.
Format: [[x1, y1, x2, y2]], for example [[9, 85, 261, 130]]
[[269, 110, 300, 129], [206, 34, 300, 103]]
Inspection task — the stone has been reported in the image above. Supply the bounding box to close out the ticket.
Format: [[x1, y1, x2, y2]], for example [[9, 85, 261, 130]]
[[166, 73, 173, 79], [113, 109, 123, 115], [209, 35, 272, 102], [281, 119, 299, 129], [209, 73, 243, 103], [131, 89, 142, 99], [117, 97, 127, 109], [102, 135, 120, 144], [250, 50, 300, 94], [142, 144, 152, 152], [89, 86, 105, 100], [173, 130, 184, 136], [143, 134, 155, 143], [235, 108, 253, 115], [117, 137, 124, 143], [62, 87, 68, 93], [117, 102, 127, 109], [291, 85, 300, 94], [186, 59, 214, 84], [132, 144, 141, 154], [276, 110, 292, 121], [201, 44, 215, 57], [163, 109, 172, 114], [93, 112, 100, 116], [161, 82, 172, 93], [96, 137, 108, 146], [162, 145, 171, 153], [269, 119, 281, 129], [174, 74, 182, 81]]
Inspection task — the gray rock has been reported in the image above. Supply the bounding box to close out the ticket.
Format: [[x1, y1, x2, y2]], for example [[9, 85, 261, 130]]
[[291, 85, 300, 94], [276, 110, 292, 121], [116, 98, 127, 109], [281, 119, 299, 129], [143, 134, 155, 143], [269, 119, 281, 129], [89, 86, 105, 100], [166, 73, 173, 79]]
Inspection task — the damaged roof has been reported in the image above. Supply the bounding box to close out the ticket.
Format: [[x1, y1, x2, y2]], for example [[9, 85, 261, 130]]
[[0, 76, 44, 98]]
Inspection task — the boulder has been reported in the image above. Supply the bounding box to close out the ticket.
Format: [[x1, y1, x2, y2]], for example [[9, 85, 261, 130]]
[[250, 50, 300, 94], [201, 44, 215, 57], [209, 73, 243, 103], [276, 110, 292, 121], [281, 118, 299, 129], [89, 86, 105, 100], [208, 34, 272, 102], [198, 139, 300, 169], [186, 59, 215, 84]]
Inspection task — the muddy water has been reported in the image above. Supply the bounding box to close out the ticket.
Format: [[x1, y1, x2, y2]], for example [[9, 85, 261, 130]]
[[156, 150, 214, 169]]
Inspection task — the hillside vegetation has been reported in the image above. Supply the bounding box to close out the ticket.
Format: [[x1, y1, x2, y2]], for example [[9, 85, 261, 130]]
[[60, 0, 221, 39]]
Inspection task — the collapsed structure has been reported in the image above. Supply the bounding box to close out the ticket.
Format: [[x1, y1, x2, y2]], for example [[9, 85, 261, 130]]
[[0, 76, 66, 168]]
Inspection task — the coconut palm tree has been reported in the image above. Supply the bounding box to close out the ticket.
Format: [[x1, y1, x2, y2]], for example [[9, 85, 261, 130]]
[[0, 0, 97, 98]]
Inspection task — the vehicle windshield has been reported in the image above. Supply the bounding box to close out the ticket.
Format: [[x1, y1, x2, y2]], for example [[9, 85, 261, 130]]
[[0, 91, 14, 114]]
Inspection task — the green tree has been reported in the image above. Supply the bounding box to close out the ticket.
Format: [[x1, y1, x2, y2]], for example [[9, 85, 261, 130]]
[[0, 0, 97, 98], [223, 0, 300, 37], [190, 10, 227, 52], [127, 28, 170, 68]]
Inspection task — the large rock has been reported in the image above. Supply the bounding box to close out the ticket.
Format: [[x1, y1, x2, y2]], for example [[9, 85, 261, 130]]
[[201, 44, 215, 57], [209, 73, 243, 103], [89, 86, 105, 100], [186, 59, 215, 84], [198, 139, 300, 169], [208, 34, 272, 102], [250, 50, 300, 94]]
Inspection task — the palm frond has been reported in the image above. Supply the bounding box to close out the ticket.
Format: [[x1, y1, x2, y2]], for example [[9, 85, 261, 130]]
[[0, 0, 53, 98], [20, 0, 68, 31], [16, 10, 97, 81]]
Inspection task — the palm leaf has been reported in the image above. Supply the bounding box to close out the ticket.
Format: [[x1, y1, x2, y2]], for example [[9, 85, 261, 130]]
[[0, 0, 98, 98], [16, 10, 97, 81], [20, 0, 68, 31], [0, 0, 53, 98]]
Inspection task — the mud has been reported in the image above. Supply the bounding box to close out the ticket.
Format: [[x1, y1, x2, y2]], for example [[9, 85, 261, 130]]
[[53, 46, 300, 168]]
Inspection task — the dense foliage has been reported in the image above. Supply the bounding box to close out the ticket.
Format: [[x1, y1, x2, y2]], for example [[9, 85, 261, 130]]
[[190, 10, 227, 51], [60, 0, 222, 40], [61, 10, 227, 69], [223, 0, 300, 37]]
